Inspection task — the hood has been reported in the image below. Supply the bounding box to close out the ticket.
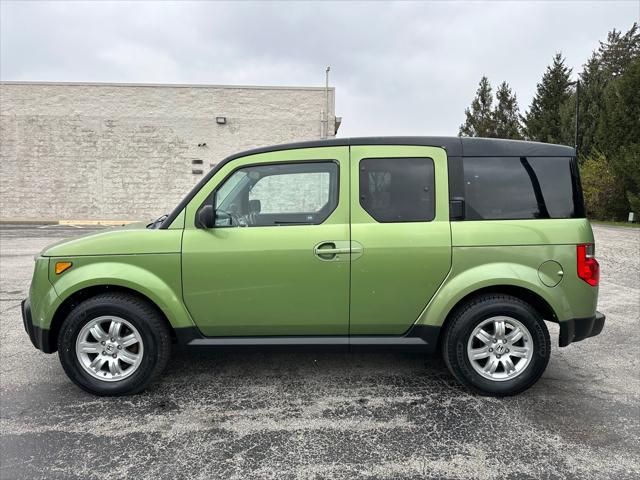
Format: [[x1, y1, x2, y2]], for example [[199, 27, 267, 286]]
[[40, 222, 182, 257]]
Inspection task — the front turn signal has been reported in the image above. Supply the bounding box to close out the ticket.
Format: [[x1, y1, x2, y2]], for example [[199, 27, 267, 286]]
[[55, 262, 73, 275]]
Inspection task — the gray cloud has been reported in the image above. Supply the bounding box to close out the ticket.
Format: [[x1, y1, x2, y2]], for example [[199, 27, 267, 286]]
[[1, 0, 638, 136]]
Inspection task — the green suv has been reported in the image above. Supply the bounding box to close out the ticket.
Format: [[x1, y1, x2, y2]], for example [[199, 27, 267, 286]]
[[22, 137, 605, 396]]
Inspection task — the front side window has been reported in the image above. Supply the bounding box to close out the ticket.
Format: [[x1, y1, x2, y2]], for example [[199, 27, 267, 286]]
[[213, 161, 338, 227], [249, 172, 331, 214], [359, 157, 435, 223], [462, 156, 584, 220]]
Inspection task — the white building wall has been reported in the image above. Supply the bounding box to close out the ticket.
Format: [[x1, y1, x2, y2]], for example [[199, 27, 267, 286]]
[[0, 82, 336, 221]]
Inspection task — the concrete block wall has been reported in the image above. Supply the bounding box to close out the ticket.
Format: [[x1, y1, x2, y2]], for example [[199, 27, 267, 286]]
[[0, 82, 336, 221]]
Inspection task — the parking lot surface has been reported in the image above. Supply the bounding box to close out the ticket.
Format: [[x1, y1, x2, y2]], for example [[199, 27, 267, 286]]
[[1, 224, 638, 480]]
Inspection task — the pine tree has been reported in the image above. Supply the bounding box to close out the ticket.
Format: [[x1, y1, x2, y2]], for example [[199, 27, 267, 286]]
[[575, 24, 640, 159], [576, 54, 607, 158], [493, 82, 523, 139], [574, 24, 640, 219], [598, 23, 640, 78], [559, 91, 577, 148], [523, 53, 573, 144], [597, 58, 640, 216], [459, 76, 495, 137]]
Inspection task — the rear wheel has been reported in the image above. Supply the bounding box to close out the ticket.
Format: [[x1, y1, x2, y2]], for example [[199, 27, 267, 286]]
[[442, 294, 550, 396], [58, 293, 171, 396]]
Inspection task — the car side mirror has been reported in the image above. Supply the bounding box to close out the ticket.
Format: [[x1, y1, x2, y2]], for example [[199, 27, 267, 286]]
[[196, 204, 215, 228]]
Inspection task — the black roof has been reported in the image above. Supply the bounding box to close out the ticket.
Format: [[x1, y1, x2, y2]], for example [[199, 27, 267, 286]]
[[223, 136, 575, 160]]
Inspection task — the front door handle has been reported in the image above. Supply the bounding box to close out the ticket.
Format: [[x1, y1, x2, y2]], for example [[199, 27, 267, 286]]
[[314, 241, 350, 261], [314, 245, 351, 255]]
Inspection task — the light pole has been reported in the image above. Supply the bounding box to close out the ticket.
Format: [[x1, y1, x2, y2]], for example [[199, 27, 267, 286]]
[[325, 66, 331, 139], [570, 79, 580, 157]]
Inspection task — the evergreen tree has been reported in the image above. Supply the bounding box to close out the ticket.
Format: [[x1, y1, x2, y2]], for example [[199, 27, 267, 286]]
[[598, 23, 640, 78], [597, 58, 640, 156], [576, 54, 607, 158], [493, 82, 523, 139], [523, 53, 573, 144], [597, 58, 640, 216], [576, 24, 639, 158], [459, 76, 495, 137], [559, 91, 577, 148]]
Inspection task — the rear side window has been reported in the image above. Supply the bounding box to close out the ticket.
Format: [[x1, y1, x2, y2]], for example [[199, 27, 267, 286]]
[[359, 157, 435, 223], [463, 157, 584, 220]]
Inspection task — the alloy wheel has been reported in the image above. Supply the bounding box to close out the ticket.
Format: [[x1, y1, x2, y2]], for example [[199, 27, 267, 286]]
[[75, 316, 144, 382], [466, 316, 534, 381]]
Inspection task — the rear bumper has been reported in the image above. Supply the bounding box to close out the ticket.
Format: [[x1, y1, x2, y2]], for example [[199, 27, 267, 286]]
[[559, 311, 605, 347], [21, 298, 53, 353]]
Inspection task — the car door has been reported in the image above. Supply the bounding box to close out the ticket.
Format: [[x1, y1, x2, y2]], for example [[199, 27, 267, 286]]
[[349, 145, 452, 335], [181, 146, 350, 337]]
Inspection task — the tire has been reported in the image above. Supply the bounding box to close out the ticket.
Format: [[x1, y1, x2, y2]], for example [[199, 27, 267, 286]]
[[58, 293, 171, 396], [442, 294, 550, 396]]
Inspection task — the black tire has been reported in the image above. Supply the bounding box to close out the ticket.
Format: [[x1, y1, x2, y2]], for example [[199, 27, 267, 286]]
[[442, 294, 550, 396], [58, 293, 171, 396]]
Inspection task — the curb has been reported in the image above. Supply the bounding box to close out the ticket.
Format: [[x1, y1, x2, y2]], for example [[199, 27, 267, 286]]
[[59, 220, 139, 226], [0, 220, 138, 226]]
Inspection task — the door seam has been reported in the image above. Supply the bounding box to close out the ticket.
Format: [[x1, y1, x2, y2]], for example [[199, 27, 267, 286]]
[[348, 145, 353, 340]]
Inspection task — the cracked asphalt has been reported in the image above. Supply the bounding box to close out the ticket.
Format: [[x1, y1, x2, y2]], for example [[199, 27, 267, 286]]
[[1, 224, 638, 479]]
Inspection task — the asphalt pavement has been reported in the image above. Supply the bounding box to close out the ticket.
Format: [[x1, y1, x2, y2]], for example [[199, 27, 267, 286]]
[[1, 224, 638, 479]]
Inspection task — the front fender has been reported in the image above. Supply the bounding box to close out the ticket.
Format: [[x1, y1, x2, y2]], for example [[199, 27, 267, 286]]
[[415, 259, 568, 328], [47, 254, 194, 329]]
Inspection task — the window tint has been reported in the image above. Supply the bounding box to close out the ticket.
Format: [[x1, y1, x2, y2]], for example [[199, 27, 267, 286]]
[[359, 157, 435, 223], [463, 156, 583, 220], [213, 161, 338, 227]]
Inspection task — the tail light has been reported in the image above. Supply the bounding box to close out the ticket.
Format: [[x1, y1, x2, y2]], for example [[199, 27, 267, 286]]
[[577, 244, 599, 286]]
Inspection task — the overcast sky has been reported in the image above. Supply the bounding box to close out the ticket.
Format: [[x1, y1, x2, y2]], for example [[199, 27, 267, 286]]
[[1, 1, 638, 137]]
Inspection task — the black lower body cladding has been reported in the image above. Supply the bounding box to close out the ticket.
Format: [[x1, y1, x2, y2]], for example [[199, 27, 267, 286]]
[[559, 312, 606, 347], [21, 298, 53, 353], [172, 324, 441, 353]]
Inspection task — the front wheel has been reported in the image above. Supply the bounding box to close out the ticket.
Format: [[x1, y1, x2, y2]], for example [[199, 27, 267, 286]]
[[442, 294, 551, 396], [58, 293, 171, 396]]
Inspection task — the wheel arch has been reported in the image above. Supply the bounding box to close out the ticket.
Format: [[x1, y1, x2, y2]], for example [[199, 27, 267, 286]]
[[48, 285, 177, 353], [435, 284, 558, 351]]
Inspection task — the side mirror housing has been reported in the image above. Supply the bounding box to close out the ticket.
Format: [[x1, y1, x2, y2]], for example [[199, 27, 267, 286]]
[[196, 204, 215, 228]]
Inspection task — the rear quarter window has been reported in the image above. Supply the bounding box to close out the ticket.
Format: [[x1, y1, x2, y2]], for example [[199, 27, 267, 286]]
[[462, 156, 584, 220]]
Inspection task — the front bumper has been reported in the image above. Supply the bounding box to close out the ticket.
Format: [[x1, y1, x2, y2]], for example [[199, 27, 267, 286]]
[[21, 298, 53, 353], [559, 311, 606, 347]]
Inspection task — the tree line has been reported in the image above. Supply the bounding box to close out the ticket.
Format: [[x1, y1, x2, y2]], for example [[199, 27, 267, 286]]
[[459, 23, 639, 221]]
